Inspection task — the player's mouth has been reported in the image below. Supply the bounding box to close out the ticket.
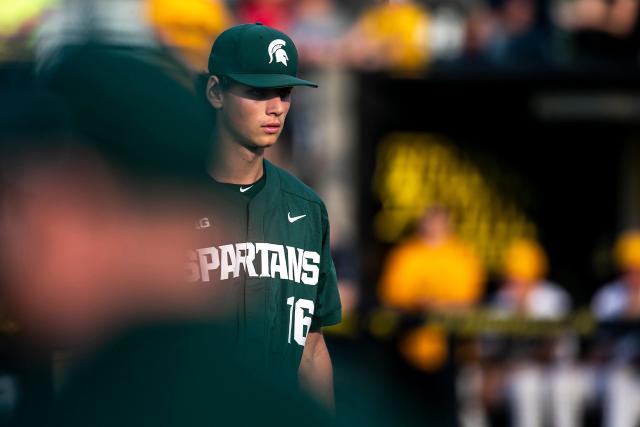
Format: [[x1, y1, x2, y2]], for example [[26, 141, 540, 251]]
[[261, 122, 281, 134]]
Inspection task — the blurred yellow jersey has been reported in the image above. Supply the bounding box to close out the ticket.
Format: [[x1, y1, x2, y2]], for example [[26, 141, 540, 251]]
[[355, 2, 431, 71], [379, 237, 485, 310], [147, 0, 234, 72]]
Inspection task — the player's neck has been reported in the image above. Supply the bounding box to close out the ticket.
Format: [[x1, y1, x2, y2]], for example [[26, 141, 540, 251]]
[[209, 131, 265, 185]]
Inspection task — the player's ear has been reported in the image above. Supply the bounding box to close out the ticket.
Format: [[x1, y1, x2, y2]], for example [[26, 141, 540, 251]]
[[206, 75, 224, 109]]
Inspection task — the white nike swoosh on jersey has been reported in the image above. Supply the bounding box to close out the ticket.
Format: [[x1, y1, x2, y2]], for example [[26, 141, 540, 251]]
[[288, 212, 306, 223], [239, 185, 253, 193]]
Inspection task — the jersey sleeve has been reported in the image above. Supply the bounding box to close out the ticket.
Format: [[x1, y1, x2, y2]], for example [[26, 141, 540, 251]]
[[311, 203, 342, 329]]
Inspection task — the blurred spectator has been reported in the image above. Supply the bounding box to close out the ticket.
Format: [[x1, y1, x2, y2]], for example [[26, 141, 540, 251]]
[[35, 0, 162, 74], [466, 0, 551, 64], [555, 0, 640, 64], [427, 3, 467, 63], [343, 0, 432, 72], [378, 204, 485, 312], [493, 239, 570, 318], [591, 230, 640, 427], [377, 203, 484, 369], [478, 239, 580, 427], [376, 204, 483, 427], [236, 0, 294, 31], [146, 0, 235, 72], [459, 240, 589, 427], [288, 0, 349, 68], [593, 230, 640, 320], [464, 2, 496, 58]]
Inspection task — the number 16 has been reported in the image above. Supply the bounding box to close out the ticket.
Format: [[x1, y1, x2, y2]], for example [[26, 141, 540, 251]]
[[287, 297, 315, 346]]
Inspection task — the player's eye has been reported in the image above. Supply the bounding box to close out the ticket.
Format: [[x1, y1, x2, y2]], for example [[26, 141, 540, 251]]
[[278, 88, 292, 100], [248, 88, 264, 98], [242, 87, 290, 101]]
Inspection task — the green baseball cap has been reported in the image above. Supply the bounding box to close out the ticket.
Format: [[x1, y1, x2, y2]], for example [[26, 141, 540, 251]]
[[208, 23, 318, 89]]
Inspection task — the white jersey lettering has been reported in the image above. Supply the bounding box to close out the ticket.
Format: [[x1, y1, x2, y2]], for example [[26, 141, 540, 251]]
[[287, 246, 304, 284], [220, 244, 236, 280], [189, 242, 320, 285], [197, 246, 220, 282], [244, 242, 258, 277], [271, 244, 289, 280], [301, 251, 320, 286], [256, 243, 272, 278]]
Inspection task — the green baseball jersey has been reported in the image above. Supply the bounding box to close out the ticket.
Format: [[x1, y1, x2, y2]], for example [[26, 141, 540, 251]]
[[187, 160, 341, 382]]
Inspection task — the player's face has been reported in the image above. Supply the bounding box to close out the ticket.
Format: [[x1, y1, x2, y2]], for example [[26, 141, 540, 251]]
[[220, 83, 292, 149]]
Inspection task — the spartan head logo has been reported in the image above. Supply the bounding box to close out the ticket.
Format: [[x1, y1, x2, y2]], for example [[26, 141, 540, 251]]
[[268, 39, 289, 66]]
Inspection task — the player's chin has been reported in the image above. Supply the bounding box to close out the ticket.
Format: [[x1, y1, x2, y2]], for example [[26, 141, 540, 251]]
[[251, 135, 279, 148]]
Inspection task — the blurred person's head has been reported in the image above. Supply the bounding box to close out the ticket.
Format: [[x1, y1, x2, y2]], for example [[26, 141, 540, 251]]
[[346, 0, 430, 72], [467, 0, 540, 58], [502, 238, 548, 286], [615, 230, 640, 287], [417, 204, 452, 244], [376, 0, 413, 4], [0, 92, 216, 352], [146, 0, 235, 72], [237, 0, 294, 31], [0, 144, 207, 351], [501, 0, 537, 35], [465, 4, 498, 55], [40, 43, 213, 178], [288, 0, 351, 69], [205, 23, 317, 150], [294, 0, 335, 17]]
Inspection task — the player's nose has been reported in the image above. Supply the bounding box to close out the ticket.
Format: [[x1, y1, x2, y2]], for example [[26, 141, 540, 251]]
[[266, 95, 285, 116]]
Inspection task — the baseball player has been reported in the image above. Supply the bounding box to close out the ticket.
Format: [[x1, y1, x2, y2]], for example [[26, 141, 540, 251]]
[[187, 23, 342, 409]]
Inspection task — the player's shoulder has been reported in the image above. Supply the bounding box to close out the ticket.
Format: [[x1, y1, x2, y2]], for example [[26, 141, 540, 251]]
[[266, 161, 325, 209]]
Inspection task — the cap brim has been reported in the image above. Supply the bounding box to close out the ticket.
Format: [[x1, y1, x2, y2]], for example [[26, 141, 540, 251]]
[[226, 73, 318, 88]]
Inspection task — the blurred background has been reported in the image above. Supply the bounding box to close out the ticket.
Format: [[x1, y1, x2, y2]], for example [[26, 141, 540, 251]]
[[3, 0, 640, 426]]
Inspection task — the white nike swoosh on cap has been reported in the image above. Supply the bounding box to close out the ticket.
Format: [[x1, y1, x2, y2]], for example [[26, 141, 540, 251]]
[[288, 212, 306, 223], [239, 185, 253, 193]]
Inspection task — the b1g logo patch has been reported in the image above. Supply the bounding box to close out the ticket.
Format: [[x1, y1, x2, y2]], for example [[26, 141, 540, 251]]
[[268, 39, 288, 66], [195, 217, 211, 230]]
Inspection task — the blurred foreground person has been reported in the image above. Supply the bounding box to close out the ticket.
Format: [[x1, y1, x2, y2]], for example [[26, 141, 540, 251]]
[[591, 230, 640, 427], [468, 240, 582, 427], [0, 135, 210, 354], [0, 94, 332, 427]]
